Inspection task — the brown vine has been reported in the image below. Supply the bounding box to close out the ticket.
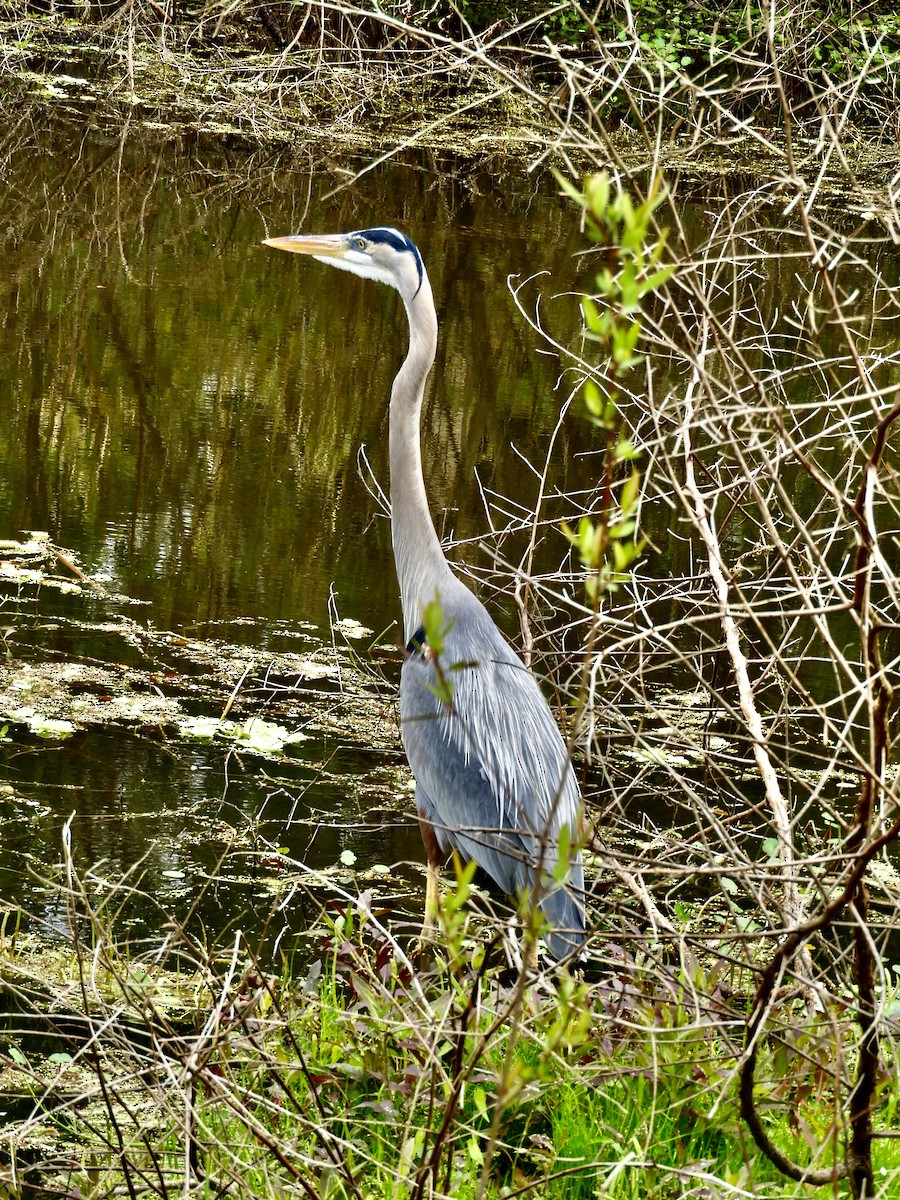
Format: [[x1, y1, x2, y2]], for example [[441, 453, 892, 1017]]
[[740, 401, 900, 1194]]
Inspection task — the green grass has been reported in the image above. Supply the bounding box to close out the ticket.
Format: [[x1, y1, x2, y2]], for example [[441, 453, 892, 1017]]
[[5, 895, 900, 1199], [136, 913, 900, 1199]]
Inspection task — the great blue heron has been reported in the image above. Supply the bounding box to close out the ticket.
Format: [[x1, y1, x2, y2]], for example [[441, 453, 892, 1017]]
[[264, 226, 585, 960]]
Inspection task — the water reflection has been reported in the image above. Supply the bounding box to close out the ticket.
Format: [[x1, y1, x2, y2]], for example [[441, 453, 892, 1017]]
[[1, 126, 592, 638], [0, 123, 598, 944], [0, 722, 420, 951]]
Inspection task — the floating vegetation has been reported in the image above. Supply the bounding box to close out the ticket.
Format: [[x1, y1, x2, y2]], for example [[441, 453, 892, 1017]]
[[177, 714, 308, 755], [0, 532, 117, 600], [0, 706, 77, 740], [332, 617, 374, 640], [0, 535, 397, 760]]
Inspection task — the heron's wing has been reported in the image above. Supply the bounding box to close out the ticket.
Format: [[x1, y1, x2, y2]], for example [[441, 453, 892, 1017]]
[[400, 596, 583, 921]]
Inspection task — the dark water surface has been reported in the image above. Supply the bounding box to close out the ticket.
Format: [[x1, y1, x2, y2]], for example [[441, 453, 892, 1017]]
[[2, 135, 592, 634], [0, 125, 602, 950]]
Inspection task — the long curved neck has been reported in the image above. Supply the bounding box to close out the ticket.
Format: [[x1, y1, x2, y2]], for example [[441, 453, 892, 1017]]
[[389, 274, 456, 642]]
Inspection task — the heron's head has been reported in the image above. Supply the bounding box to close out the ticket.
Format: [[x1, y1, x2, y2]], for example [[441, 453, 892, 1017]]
[[263, 227, 425, 303]]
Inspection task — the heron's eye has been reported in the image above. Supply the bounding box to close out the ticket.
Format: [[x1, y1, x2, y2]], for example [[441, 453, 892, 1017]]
[[355, 237, 366, 250]]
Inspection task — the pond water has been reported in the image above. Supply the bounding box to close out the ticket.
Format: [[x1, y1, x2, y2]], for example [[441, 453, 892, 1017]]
[[2, 122, 898, 962], [0, 123, 606, 953]]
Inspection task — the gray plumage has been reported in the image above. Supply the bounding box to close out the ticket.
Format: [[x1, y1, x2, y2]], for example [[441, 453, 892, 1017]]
[[264, 226, 585, 960]]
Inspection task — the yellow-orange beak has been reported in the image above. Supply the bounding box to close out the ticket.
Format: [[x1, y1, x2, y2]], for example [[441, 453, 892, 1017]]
[[263, 234, 347, 258]]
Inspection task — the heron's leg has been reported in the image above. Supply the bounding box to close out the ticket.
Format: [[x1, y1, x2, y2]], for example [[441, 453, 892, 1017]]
[[424, 862, 441, 930], [523, 934, 539, 973], [418, 810, 442, 935]]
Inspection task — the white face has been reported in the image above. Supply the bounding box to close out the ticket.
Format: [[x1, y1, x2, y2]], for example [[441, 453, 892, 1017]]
[[263, 228, 425, 303], [321, 229, 424, 302]]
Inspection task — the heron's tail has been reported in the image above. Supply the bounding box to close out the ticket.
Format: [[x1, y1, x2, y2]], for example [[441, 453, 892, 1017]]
[[540, 876, 586, 962]]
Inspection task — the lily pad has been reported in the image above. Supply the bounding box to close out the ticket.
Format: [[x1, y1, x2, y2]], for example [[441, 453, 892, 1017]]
[[4, 706, 78, 739], [176, 714, 308, 756], [333, 618, 374, 640]]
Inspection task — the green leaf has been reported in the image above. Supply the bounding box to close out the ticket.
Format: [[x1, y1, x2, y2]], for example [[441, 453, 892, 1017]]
[[615, 438, 640, 461], [581, 295, 604, 334], [620, 467, 641, 513], [612, 344, 641, 370], [584, 378, 604, 416], [584, 171, 610, 220], [553, 823, 573, 884], [619, 543, 643, 571], [551, 168, 587, 208], [608, 520, 636, 542], [594, 270, 616, 299], [422, 595, 454, 655], [445, 856, 477, 913], [448, 659, 477, 673], [620, 274, 640, 311], [637, 264, 676, 296], [427, 678, 455, 706], [610, 539, 636, 570], [615, 191, 635, 229], [610, 318, 642, 366]]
